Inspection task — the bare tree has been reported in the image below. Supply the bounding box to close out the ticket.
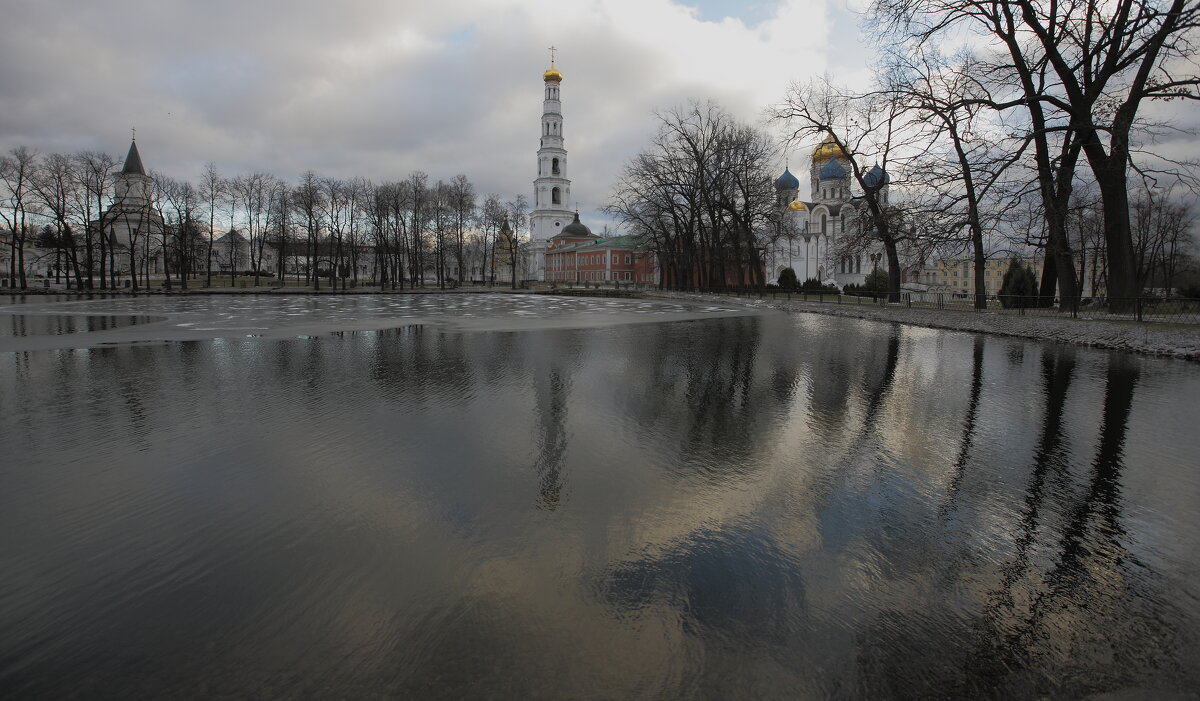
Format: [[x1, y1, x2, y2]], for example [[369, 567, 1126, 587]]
[[199, 163, 224, 287], [503, 194, 529, 287], [480, 193, 504, 284], [608, 102, 775, 291], [1, 147, 37, 288], [870, 0, 1200, 304], [293, 171, 324, 288], [449, 174, 475, 284]]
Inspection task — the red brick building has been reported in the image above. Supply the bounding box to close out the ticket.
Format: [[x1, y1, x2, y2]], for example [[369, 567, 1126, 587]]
[[544, 213, 656, 284]]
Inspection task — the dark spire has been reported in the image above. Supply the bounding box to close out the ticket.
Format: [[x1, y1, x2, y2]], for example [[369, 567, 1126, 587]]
[[122, 139, 146, 175]]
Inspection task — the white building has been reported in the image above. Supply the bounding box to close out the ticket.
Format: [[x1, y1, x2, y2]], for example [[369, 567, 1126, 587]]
[[767, 135, 891, 289], [527, 55, 574, 281], [103, 138, 165, 271]]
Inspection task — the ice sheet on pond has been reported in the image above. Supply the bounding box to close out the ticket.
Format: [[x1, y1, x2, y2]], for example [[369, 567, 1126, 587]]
[[0, 293, 758, 351]]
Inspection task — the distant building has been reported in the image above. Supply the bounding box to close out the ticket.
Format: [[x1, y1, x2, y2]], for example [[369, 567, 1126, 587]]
[[768, 135, 894, 288], [544, 213, 655, 284], [918, 256, 1047, 296], [101, 138, 165, 273]]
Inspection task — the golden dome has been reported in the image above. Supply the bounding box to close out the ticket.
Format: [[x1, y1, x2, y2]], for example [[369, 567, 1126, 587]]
[[543, 65, 563, 82], [788, 200, 807, 211], [811, 133, 849, 163]]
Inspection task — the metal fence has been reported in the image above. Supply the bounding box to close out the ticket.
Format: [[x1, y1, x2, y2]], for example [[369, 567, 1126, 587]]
[[694, 288, 1200, 325]]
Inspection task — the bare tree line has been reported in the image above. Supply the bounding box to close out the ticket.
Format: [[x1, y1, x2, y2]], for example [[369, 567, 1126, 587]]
[[606, 102, 775, 290], [772, 0, 1200, 307], [0, 146, 532, 291]]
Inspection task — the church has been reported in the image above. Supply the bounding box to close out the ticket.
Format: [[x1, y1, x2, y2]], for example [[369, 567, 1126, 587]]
[[768, 135, 891, 289], [101, 137, 166, 277]]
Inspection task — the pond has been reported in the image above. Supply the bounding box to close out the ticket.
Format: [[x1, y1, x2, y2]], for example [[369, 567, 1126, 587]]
[[1, 294, 1198, 698]]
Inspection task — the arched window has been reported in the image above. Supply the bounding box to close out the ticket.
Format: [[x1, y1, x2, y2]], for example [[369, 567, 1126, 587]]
[[855, 254, 862, 273], [552, 187, 561, 205], [552, 158, 559, 175], [821, 214, 827, 234]]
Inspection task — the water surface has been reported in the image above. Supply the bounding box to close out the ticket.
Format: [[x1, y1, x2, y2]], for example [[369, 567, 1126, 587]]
[[2, 295, 1198, 698]]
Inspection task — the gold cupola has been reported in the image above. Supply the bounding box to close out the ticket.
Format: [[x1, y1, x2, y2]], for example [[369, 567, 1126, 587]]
[[788, 200, 807, 211], [543, 64, 563, 82], [811, 133, 849, 163]]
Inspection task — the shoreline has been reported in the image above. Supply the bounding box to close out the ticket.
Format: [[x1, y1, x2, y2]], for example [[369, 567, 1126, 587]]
[[645, 290, 1200, 361], [5, 286, 1198, 359]]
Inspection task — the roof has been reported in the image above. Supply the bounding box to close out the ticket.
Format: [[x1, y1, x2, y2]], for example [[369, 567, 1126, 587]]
[[819, 159, 847, 180], [557, 212, 596, 238], [549, 234, 647, 254], [215, 229, 248, 244], [863, 164, 890, 188], [775, 168, 800, 190], [121, 140, 146, 175]]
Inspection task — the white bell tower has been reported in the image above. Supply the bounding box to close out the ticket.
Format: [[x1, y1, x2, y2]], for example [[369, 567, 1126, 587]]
[[528, 47, 572, 280]]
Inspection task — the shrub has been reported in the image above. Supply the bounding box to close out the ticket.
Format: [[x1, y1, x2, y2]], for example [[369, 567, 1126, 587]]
[[999, 259, 1038, 308], [777, 267, 798, 290], [799, 277, 839, 294]]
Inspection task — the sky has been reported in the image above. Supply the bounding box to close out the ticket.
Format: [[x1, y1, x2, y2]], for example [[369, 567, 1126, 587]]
[[0, 0, 873, 229], [3, 1, 1193, 234]]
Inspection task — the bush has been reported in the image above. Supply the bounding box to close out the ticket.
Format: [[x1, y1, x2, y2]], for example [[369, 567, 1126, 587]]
[[998, 259, 1038, 308], [777, 267, 798, 290], [799, 277, 839, 294]]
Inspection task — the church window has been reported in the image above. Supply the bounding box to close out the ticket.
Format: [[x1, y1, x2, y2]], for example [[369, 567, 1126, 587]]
[[821, 214, 827, 234], [552, 158, 559, 175], [552, 187, 561, 205], [855, 254, 861, 273]]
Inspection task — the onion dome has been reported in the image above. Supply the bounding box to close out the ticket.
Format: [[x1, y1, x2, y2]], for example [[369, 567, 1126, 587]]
[[788, 200, 807, 211], [775, 167, 800, 190], [544, 65, 563, 82], [862, 163, 891, 188], [819, 159, 847, 180], [560, 211, 593, 237], [811, 133, 849, 163]]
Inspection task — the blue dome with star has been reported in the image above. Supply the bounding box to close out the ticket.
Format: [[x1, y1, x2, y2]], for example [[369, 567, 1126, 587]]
[[775, 168, 800, 190], [819, 159, 847, 180], [863, 164, 890, 188]]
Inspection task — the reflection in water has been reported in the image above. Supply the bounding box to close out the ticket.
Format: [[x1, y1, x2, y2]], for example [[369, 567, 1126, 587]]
[[0, 313, 147, 337], [2, 310, 1199, 699]]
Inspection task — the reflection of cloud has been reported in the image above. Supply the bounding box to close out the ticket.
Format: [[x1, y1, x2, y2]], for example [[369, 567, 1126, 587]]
[[599, 522, 805, 640]]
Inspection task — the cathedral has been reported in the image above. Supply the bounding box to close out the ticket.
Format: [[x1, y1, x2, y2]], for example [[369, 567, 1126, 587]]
[[768, 134, 890, 289]]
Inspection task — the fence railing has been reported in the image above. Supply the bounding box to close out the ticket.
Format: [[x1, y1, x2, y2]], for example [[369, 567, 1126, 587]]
[[690, 288, 1200, 325]]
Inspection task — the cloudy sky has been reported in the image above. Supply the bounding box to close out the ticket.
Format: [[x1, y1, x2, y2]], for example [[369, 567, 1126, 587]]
[[0, 0, 876, 227]]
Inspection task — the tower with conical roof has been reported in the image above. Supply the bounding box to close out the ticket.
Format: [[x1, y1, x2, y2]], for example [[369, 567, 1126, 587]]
[[528, 49, 572, 280], [114, 138, 152, 208], [103, 135, 163, 271]]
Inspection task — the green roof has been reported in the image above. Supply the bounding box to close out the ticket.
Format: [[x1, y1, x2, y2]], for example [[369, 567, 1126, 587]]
[[550, 234, 647, 254]]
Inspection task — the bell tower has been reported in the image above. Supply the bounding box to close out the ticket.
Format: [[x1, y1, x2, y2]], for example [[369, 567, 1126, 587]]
[[528, 48, 572, 279]]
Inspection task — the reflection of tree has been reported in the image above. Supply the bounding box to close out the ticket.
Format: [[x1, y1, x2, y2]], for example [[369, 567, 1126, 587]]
[[855, 329, 901, 442], [532, 367, 569, 510], [941, 336, 988, 515], [851, 351, 1195, 696]]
